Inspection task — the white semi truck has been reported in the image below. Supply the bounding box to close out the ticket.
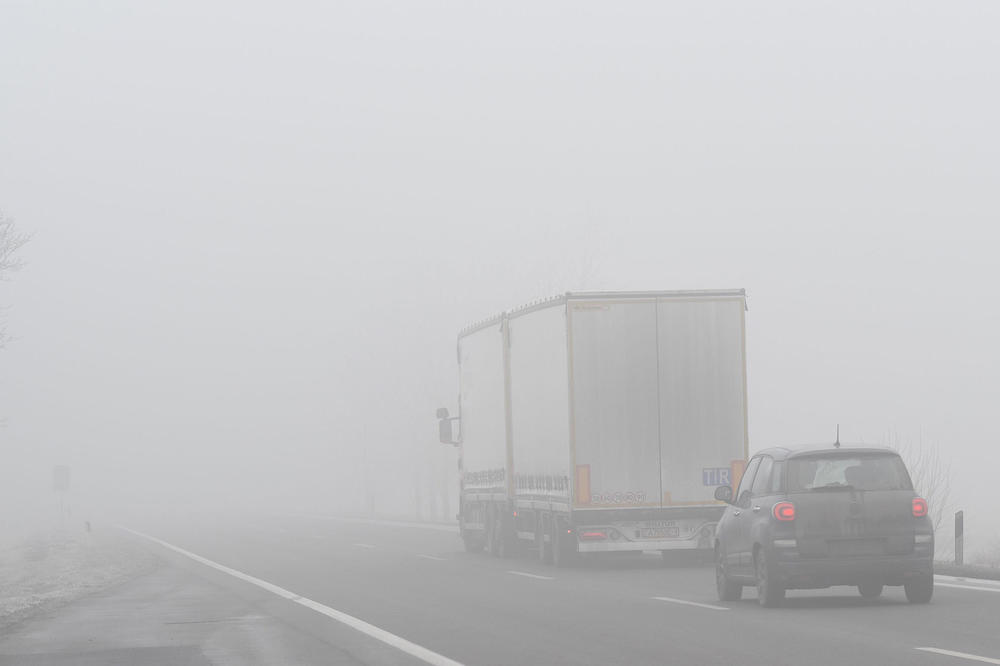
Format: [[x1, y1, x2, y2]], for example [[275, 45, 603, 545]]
[[437, 290, 749, 565]]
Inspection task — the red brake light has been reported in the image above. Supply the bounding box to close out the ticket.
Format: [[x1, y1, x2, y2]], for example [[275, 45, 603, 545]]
[[773, 502, 795, 521], [912, 497, 928, 518], [579, 531, 607, 541]]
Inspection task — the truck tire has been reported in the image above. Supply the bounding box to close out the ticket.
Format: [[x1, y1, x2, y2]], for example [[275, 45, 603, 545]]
[[858, 582, 883, 599], [496, 516, 512, 559], [904, 573, 934, 604], [537, 514, 553, 564], [551, 518, 576, 568], [462, 534, 484, 553], [486, 509, 500, 557]]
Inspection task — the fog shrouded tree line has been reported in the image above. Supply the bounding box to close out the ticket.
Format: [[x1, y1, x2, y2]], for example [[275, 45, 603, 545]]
[[0, 211, 29, 350]]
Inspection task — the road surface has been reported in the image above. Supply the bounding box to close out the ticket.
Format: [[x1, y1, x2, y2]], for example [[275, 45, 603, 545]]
[[110, 512, 1000, 666]]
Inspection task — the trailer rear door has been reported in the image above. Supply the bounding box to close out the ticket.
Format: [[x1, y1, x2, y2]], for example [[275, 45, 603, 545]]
[[568, 293, 748, 510], [656, 296, 748, 506], [569, 299, 662, 508]]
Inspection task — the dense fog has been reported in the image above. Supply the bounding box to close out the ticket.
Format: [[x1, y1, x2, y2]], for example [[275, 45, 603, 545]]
[[1, 0, 998, 557]]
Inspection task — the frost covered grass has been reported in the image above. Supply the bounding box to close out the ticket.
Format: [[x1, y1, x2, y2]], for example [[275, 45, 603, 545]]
[[0, 525, 158, 630]]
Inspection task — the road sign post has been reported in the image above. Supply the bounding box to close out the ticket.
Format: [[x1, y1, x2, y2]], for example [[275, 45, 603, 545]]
[[955, 510, 964, 566]]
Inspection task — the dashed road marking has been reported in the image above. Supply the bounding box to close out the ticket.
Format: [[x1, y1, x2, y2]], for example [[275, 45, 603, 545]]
[[507, 570, 554, 580], [915, 647, 1000, 664], [652, 596, 730, 611], [317, 516, 459, 533], [118, 527, 463, 666], [352, 543, 376, 549], [417, 554, 447, 561]]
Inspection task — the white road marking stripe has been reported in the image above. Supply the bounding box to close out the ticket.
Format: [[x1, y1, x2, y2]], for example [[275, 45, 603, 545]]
[[417, 554, 447, 561], [915, 647, 1000, 664], [652, 596, 730, 611], [936, 575, 1000, 588], [118, 527, 463, 666], [936, 582, 1000, 593], [352, 543, 376, 549], [507, 570, 554, 580]]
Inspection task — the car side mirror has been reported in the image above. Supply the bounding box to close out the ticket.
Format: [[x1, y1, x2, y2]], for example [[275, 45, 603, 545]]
[[714, 485, 733, 503]]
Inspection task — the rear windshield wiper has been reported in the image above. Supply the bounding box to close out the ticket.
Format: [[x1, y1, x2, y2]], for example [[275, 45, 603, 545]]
[[806, 483, 856, 492]]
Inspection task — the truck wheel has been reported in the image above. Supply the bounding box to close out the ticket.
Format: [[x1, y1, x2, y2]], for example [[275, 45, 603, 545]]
[[485, 510, 499, 557], [904, 573, 934, 604], [716, 547, 743, 601], [755, 548, 785, 608], [496, 516, 512, 559], [551, 519, 576, 568], [537, 514, 553, 564], [858, 582, 883, 599], [462, 534, 484, 553]]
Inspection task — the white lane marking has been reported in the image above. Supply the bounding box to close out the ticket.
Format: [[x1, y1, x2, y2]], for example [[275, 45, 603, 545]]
[[317, 516, 458, 533], [118, 527, 463, 666], [937, 575, 1000, 588], [936, 582, 1000, 594], [507, 570, 554, 580], [915, 647, 1000, 664], [417, 554, 447, 561], [352, 543, 376, 549], [652, 596, 730, 611]]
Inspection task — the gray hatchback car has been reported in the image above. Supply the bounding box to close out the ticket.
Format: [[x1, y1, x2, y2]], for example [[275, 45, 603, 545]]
[[713, 444, 934, 607]]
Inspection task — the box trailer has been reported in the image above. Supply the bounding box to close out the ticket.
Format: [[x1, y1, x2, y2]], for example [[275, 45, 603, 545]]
[[438, 290, 749, 564]]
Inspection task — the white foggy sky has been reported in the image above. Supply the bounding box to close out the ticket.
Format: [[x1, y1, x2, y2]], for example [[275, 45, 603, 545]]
[[1, 2, 998, 545]]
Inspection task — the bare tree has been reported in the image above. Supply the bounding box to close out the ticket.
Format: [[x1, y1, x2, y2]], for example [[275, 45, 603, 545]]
[[0, 211, 31, 349], [882, 430, 952, 534]]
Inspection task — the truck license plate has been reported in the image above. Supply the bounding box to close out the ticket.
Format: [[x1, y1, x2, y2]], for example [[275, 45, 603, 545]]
[[641, 527, 679, 538]]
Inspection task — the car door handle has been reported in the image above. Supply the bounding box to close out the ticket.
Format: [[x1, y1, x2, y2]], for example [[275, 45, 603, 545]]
[[752, 506, 762, 513]]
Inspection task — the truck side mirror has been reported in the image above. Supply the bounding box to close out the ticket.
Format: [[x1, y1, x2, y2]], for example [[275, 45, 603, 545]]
[[714, 485, 733, 503], [438, 418, 453, 445]]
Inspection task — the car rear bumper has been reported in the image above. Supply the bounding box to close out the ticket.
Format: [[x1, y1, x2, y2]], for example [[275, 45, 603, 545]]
[[772, 549, 933, 588]]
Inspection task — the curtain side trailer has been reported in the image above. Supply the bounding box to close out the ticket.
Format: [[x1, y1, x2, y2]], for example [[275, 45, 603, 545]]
[[439, 290, 749, 564]]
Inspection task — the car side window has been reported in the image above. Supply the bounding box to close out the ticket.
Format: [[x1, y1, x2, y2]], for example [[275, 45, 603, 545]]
[[735, 457, 761, 508], [751, 456, 774, 496], [770, 460, 785, 493]]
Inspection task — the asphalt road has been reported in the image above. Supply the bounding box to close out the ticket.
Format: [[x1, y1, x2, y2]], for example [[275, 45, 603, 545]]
[[130, 513, 1000, 666]]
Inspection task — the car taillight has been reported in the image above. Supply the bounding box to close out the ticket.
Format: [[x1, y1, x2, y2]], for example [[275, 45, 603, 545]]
[[773, 502, 795, 521], [912, 497, 928, 518]]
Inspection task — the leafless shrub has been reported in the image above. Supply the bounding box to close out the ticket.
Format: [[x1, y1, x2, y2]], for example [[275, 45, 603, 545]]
[[973, 540, 1000, 569], [882, 430, 952, 533], [0, 211, 30, 349]]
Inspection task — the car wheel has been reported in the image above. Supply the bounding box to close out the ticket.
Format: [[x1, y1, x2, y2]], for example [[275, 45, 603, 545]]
[[904, 573, 934, 604], [755, 548, 785, 608], [716, 548, 743, 601], [858, 582, 883, 599]]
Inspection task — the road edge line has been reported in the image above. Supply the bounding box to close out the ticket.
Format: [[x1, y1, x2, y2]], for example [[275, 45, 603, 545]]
[[915, 647, 1000, 664], [117, 526, 464, 666]]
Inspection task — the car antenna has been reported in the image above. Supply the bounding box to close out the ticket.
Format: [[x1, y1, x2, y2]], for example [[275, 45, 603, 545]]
[[834, 424, 841, 448]]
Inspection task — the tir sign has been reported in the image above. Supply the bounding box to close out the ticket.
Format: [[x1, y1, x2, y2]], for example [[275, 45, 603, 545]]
[[702, 468, 732, 486]]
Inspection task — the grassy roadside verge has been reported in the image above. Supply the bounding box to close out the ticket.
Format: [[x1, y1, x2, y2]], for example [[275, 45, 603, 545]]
[[935, 561, 1000, 581], [0, 526, 158, 631]]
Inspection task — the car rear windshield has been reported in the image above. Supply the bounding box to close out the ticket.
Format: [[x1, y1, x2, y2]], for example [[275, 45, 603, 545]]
[[787, 453, 913, 492]]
